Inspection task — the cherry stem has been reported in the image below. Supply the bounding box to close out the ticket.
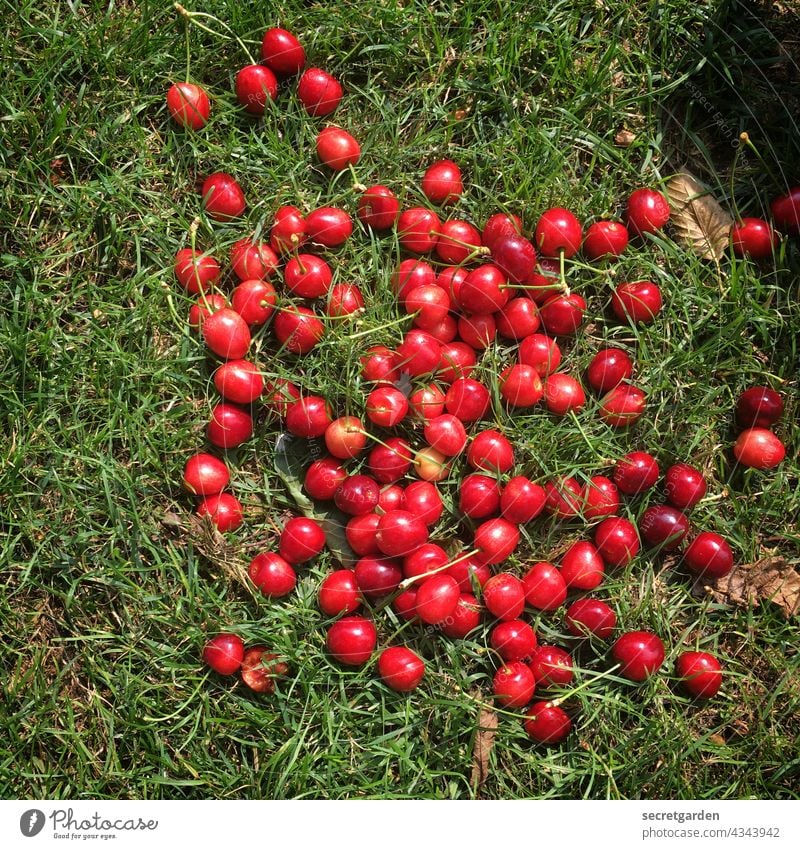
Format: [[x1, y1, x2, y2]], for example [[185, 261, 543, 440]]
[[559, 250, 570, 296], [347, 163, 366, 193], [345, 313, 410, 340], [398, 548, 482, 589], [174, 3, 255, 64], [354, 427, 414, 460]]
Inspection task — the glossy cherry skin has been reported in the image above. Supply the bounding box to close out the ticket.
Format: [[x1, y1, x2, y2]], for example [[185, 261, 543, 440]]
[[457, 312, 496, 349], [587, 348, 634, 395], [318, 569, 361, 616], [594, 517, 640, 568], [543, 373, 585, 416], [397, 207, 441, 254], [539, 292, 586, 336], [393, 258, 436, 300], [490, 620, 538, 662], [447, 556, 490, 594], [306, 206, 353, 248], [297, 67, 342, 116], [676, 651, 722, 698], [366, 386, 408, 429], [560, 541, 606, 591], [261, 27, 305, 75], [415, 574, 461, 624], [684, 532, 734, 578], [522, 562, 567, 611], [183, 452, 229, 496], [378, 485, 404, 515], [612, 631, 665, 681], [303, 459, 346, 503], [580, 476, 620, 522], [543, 476, 583, 519], [402, 543, 449, 581], [403, 481, 444, 526], [467, 429, 514, 474], [167, 82, 210, 129], [273, 306, 325, 354], [482, 572, 525, 619], [316, 126, 360, 170], [354, 556, 403, 600], [535, 207, 583, 257], [213, 359, 263, 405], [368, 438, 413, 484], [358, 185, 401, 230], [375, 510, 429, 558], [240, 646, 288, 694], [422, 159, 463, 205], [611, 281, 663, 324], [393, 588, 419, 622], [493, 661, 536, 708], [638, 505, 690, 551], [346, 514, 381, 557], [231, 279, 277, 326], [614, 451, 660, 495], [405, 283, 450, 325], [327, 283, 365, 318], [599, 382, 646, 427], [482, 212, 523, 251], [500, 364, 544, 408], [285, 395, 332, 438], [524, 702, 572, 744], [733, 428, 785, 469], [474, 519, 520, 567], [326, 616, 377, 666], [249, 552, 296, 597], [270, 205, 307, 254], [202, 633, 244, 675], [519, 333, 562, 377], [445, 378, 490, 422], [500, 477, 546, 524], [736, 386, 784, 428], [279, 517, 326, 564], [731, 217, 778, 259], [440, 593, 482, 639], [396, 329, 441, 377], [664, 463, 707, 511], [189, 293, 228, 328], [424, 414, 468, 457], [378, 647, 426, 692], [529, 646, 574, 689], [409, 384, 447, 422], [174, 247, 220, 294], [770, 186, 800, 234], [459, 474, 501, 519], [360, 345, 401, 384], [583, 220, 629, 260], [202, 173, 246, 221], [207, 403, 253, 449], [491, 234, 538, 283], [235, 64, 278, 114], [626, 188, 670, 237], [565, 598, 616, 639], [334, 476, 381, 516], [202, 308, 251, 360], [324, 417, 367, 460], [264, 379, 301, 417], [460, 264, 509, 313], [496, 296, 541, 340]]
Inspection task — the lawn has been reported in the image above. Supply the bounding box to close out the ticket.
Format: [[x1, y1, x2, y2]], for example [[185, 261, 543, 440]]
[[1, 0, 798, 800]]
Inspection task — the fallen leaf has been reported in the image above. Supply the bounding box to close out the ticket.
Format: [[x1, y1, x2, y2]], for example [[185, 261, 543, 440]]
[[666, 171, 733, 260], [470, 707, 498, 791], [614, 129, 636, 147], [699, 556, 800, 619]]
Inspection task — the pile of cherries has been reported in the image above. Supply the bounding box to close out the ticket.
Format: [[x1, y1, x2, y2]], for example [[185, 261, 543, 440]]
[[171, 26, 790, 745]]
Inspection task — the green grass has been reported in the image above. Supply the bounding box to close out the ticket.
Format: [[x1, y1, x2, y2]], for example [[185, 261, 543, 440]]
[[1, 0, 798, 799]]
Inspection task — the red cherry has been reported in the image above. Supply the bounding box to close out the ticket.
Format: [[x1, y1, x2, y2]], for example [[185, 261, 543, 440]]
[[493, 661, 535, 708], [535, 207, 583, 257], [490, 621, 538, 662], [408, 384, 447, 423], [240, 646, 288, 694], [324, 416, 367, 460], [319, 570, 361, 617], [231, 279, 277, 327], [491, 234, 538, 283], [626, 188, 670, 237], [664, 463, 707, 511], [297, 67, 342, 116], [586, 347, 634, 394], [770, 186, 800, 235], [594, 517, 640, 568], [457, 312, 497, 349], [334, 475, 380, 516], [306, 206, 353, 248], [446, 556, 490, 594], [524, 701, 572, 744], [467, 429, 514, 474], [684, 532, 734, 579], [560, 541, 605, 591], [367, 438, 413, 484], [403, 481, 444, 526], [273, 305, 325, 354], [396, 329, 441, 377], [582, 220, 629, 260], [202, 308, 251, 360], [270, 205, 307, 254], [500, 364, 544, 408], [539, 292, 586, 336], [415, 574, 461, 624], [527, 259, 562, 303], [403, 543, 449, 581], [249, 552, 296, 597], [733, 428, 785, 469], [189, 293, 227, 328], [279, 517, 326, 564], [285, 395, 332, 438], [611, 281, 663, 324], [230, 238, 279, 282], [235, 64, 278, 114], [167, 82, 210, 129], [360, 345, 401, 384], [174, 247, 220, 294], [393, 588, 419, 622], [202, 172, 246, 221], [326, 616, 377, 666], [543, 373, 585, 415], [599, 382, 646, 427], [460, 264, 509, 314], [265, 379, 302, 417], [354, 556, 403, 600], [183, 452, 229, 496], [358, 185, 400, 230], [565, 598, 616, 639], [496, 297, 541, 340], [519, 333, 562, 377], [580, 475, 620, 521], [529, 646, 574, 689], [437, 265, 469, 303], [304, 456, 347, 500], [375, 510, 429, 558], [612, 631, 665, 681], [346, 513, 381, 557], [207, 403, 253, 449], [474, 520, 520, 567], [731, 217, 778, 259], [736, 386, 784, 428], [327, 283, 365, 318], [638, 505, 690, 551], [459, 474, 502, 519], [676, 651, 722, 698], [378, 646, 426, 692], [316, 126, 360, 170], [424, 414, 468, 457], [213, 359, 263, 405], [398, 207, 441, 254], [202, 633, 244, 675], [543, 476, 582, 519], [482, 212, 523, 251], [435, 218, 482, 264], [261, 27, 305, 75], [614, 451, 660, 495], [406, 284, 451, 326], [421, 159, 463, 205], [393, 258, 436, 300], [445, 378, 490, 422], [522, 562, 567, 611], [366, 386, 409, 429], [482, 572, 525, 619], [377, 486, 404, 514], [440, 593, 482, 639], [500, 477, 546, 525]]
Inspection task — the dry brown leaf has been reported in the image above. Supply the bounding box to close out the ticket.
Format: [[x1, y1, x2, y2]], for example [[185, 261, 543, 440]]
[[614, 128, 636, 147], [470, 707, 498, 791], [699, 556, 800, 619], [666, 172, 733, 260]]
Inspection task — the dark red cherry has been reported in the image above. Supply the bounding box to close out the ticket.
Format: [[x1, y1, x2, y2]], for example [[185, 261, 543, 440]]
[[522, 561, 567, 611], [770, 186, 800, 235], [565, 598, 616, 639], [482, 571, 525, 619], [415, 574, 461, 625], [626, 188, 670, 237], [612, 631, 665, 681], [560, 541, 605, 591], [377, 646, 426, 692], [491, 234, 538, 283], [523, 701, 572, 744], [731, 217, 778, 259], [539, 292, 586, 336], [490, 620, 538, 662], [334, 475, 380, 516], [421, 159, 463, 206], [459, 474, 502, 519], [614, 451, 660, 495], [535, 207, 582, 257], [664, 463, 707, 511], [638, 505, 690, 551], [326, 616, 377, 666], [736, 386, 784, 428], [354, 555, 403, 600], [586, 348, 634, 395], [676, 651, 722, 698], [594, 517, 640, 568], [529, 645, 574, 689], [683, 532, 734, 578]]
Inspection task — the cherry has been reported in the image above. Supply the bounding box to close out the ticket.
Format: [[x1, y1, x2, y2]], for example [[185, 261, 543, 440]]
[[733, 428, 786, 469], [482, 212, 523, 251], [202, 633, 244, 676], [496, 297, 541, 340], [366, 386, 409, 429], [241, 646, 288, 694], [535, 207, 583, 257], [202, 172, 246, 221], [770, 186, 800, 234], [174, 248, 220, 294], [560, 541, 605, 591], [279, 517, 326, 564], [413, 448, 449, 482], [736, 386, 784, 428], [565, 598, 616, 639], [438, 265, 469, 303], [316, 126, 360, 170], [460, 264, 509, 314], [457, 312, 497, 349], [435, 219, 481, 264], [440, 593, 482, 638], [539, 292, 586, 336], [355, 556, 403, 600], [249, 552, 296, 597], [403, 543, 449, 580], [270, 205, 307, 254], [613, 631, 665, 681], [326, 616, 377, 666], [522, 561, 567, 611], [594, 516, 640, 568], [614, 451, 660, 495], [273, 306, 325, 354], [529, 646, 574, 689], [393, 588, 419, 622], [676, 651, 722, 698], [189, 293, 227, 328], [285, 395, 332, 438], [378, 484, 405, 514], [264, 379, 301, 417], [202, 308, 251, 360], [524, 702, 572, 744], [599, 383, 646, 427], [528, 259, 563, 303], [358, 185, 401, 230], [167, 82, 210, 129], [459, 474, 501, 519], [638, 505, 690, 551], [490, 621, 538, 662], [324, 417, 366, 460], [445, 378, 490, 422], [402, 481, 444, 526], [611, 281, 663, 324], [422, 159, 463, 205], [235, 64, 278, 114], [229, 238, 278, 282], [393, 258, 436, 300], [447, 556, 490, 594], [368, 438, 413, 484], [319, 569, 361, 616], [207, 403, 253, 449], [684, 532, 734, 579], [334, 475, 380, 516], [297, 67, 342, 116], [327, 283, 365, 317], [543, 476, 582, 519], [346, 513, 381, 557], [375, 510, 429, 558], [583, 220, 629, 260], [626, 188, 670, 237], [491, 234, 538, 283], [493, 661, 536, 708], [183, 453, 229, 496], [500, 477, 546, 525], [306, 206, 353, 248], [664, 463, 706, 511], [580, 475, 620, 522], [586, 348, 634, 395], [421, 416, 465, 459], [415, 574, 461, 624], [396, 329, 441, 377], [409, 382, 446, 420], [398, 207, 441, 254], [303, 458, 347, 502], [360, 345, 401, 384], [543, 373, 585, 416], [213, 360, 263, 405], [231, 279, 277, 327], [261, 27, 305, 75], [482, 571, 525, 619], [731, 217, 778, 259], [467, 429, 514, 474], [378, 646, 426, 692], [500, 364, 544, 408]]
